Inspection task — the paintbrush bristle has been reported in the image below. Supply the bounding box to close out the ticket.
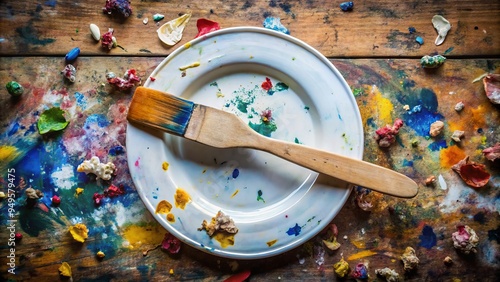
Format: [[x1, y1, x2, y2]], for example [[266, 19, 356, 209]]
[[127, 86, 195, 136]]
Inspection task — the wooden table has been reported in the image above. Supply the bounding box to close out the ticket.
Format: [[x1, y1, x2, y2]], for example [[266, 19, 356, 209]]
[[1, 1, 499, 281]]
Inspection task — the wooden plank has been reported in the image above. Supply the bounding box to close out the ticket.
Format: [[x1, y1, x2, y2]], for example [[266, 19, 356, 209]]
[[0, 0, 499, 57], [0, 56, 499, 281]]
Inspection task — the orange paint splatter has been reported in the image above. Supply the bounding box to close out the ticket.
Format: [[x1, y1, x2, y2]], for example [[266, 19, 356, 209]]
[[155, 200, 172, 214], [440, 146, 466, 169], [174, 188, 191, 209]]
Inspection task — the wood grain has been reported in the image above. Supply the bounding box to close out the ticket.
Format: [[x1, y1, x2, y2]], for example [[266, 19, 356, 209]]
[[0, 0, 499, 57]]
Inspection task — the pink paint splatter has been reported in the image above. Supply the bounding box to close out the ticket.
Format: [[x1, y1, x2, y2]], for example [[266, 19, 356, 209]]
[[161, 232, 181, 254], [195, 18, 220, 38], [374, 118, 404, 148], [106, 69, 141, 90], [135, 157, 140, 167]]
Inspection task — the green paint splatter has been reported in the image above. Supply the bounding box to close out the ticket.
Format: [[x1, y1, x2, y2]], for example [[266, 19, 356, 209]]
[[294, 137, 302, 144], [352, 88, 364, 96], [249, 121, 277, 137], [275, 82, 289, 91], [37, 107, 70, 134], [257, 190, 265, 203], [304, 106, 310, 110]]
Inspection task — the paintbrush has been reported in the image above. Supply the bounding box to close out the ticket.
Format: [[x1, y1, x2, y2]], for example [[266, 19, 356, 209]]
[[127, 86, 418, 198]]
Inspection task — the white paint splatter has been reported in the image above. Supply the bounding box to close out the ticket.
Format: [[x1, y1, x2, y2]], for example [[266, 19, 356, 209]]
[[51, 164, 75, 191], [438, 174, 447, 190]]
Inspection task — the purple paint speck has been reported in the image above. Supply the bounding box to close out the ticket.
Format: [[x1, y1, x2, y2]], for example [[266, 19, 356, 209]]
[[286, 223, 301, 236]]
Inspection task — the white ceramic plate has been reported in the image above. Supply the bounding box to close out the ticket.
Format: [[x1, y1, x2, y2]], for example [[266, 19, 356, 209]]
[[126, 27, 363, 259]]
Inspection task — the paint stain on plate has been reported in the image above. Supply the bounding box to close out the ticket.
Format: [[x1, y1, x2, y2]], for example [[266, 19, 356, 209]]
[[286, 223, 301, 236], [174, 188, 191, 209], [162, 161, 169, 171], [267, 239, 278, 247]]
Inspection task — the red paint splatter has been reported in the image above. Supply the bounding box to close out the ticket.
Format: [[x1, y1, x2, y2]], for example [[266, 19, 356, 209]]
[[106, 69, 141, 90], [261, 77, 273, 91], [195, 18, 221, 38], [38, 203, 49, 212], [374, 118, 404, 148], [93, 193, 105, 206], [161, 233, 181, 254], [135, 158, 140, 167], [223, 270, 251, 282], [451, 156, 490, 188], [150, 77, 156, 81], [104, 184, 125, 198], [15, 232, 23, 242], [51, 195, 61, 206]]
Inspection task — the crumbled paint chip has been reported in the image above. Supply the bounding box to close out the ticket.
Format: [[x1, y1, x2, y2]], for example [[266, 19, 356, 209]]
[[429, 120, 444, 137], [375, 118, 403, 147], [482, 143, 500, 161], [432, 15, 451, 45], [77, 156, 116, 180], [174, 188, 191, 209], [51, 195, 61, 206], [25, 187, 43, 199], [415, 36, 424, 45], [195, 18, 221, 38], [451, 130, 465, 142], [322, 224, 341, 250], [454, 101, 464, 112], [424, 175, 436, 186], [340, 2, 354, 11], [451, 156, 490, 188], [69, 223, 88, 243], [401, 246, 419, 272], [352, 262, 369, 279], [403, 104, 410, 111], [143, 18, 148, 25], [58, 262, 72, 277], [62, 64, 76, 82], [482, 73, 500, 104], [103, 0, 132, 17], [421, 55, 446, 68], [153, 13, 164, 21], [101, 28, 116, 49], [375, 267, 400, 282], [6, 81, 24, 97], [443, 256, 453, 265], [106, 69, 141, 90], [0, 191, 6, 199], [157, 13, 191, 46], [333, 257, 350, 278], [75, 187, 84, 196], [198, 210, 239, 237], [452, 225, 479, 254], [15, 232, 23, 241]]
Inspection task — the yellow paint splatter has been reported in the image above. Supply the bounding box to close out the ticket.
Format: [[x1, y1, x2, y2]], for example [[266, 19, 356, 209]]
[[440, 146, 466, 169], [267, 239, 278, 247], [184, 42, 191, 49], [75, 187, 84, 196], [169, 268, 174, 275], [359, 85, 394, 126], [167, 213, 175, 222], [179, 61, 200, 71], [122, 224, 166, 249], [69, 223, 88, 243], [174, 188, 191, 209], [231, 189, 239, 198], [347, 249, 377, 261], [214, 232, 235, 248], [58, 262, 72, 277], [350, 238, 366, 249], [155, 200, 172, 214], [0, 145, 21, 172], [216, 92, 225, 98], [162, 161, 169, 171]]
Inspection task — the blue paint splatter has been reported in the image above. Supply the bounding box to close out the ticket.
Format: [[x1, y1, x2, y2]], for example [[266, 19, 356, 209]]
[[286, 223, 301, 236], [340, 1, 354, 11], [419, 225, 437, 249], [415, 36, 424, 45], [403, 159, 413, 167], [84, 114, 110, 128], [263, 17, 290, 34], [74, 92, 86, 107], [366, 117, 376, 128], [7, 122, 20, 136], [428, 139, 447, 151], [404, 107, 443, 136], [136, 265, 149, 278], [109, 146, 125, 156], [44, 0, 57, 7], [232, 168, 239, 178]]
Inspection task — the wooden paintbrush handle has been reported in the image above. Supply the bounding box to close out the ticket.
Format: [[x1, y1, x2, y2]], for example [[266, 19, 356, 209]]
[[256, 138, 419, 198]]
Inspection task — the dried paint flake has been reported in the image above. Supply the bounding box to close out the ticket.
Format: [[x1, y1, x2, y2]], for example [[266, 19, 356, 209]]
[[69, 223, 89, 243], [263, 17, 290, 35], [352, 262, 369, 279], [58, 262, 72, 277], [374, 118, 403, 147], [96, 251, 105, 258], [178, 61, 200, 71], [153, 14, 164, 21], [77, 156, 116, 181], [93, 192, 105, 206], [401, 247, 419, 272], [37, 107, 70, 135], [451, 156, 490, 188], [415, 36, 424, 45], [198, 210, 239, 237], [195, 18, 221, 38], [454, 101, 464, 112], [6, 81, 24, 97], [161, 232, 181, 254], [51, 195, 61, 206], [451, 130, 465, 142], [62, 64, 76, 82], [429, 120, 444, 137], [421, 55, 446, 68], [424, 175, 436, 186], [322, 224, 341, 251], [65, 47, 80, 62], [340, 2, 354, 11], [103, 0, 132, 17], [142, 17, 148, 25], [156, 200, 173, 214], [375, 267, 400, 282], [101, 28, 116, 49], [443, 256, 453, 265], [75, 187, 84, 196], [157, 13, 191, 46], [90, 23, 101, 41], [482, 73, 500, 104], [483, 143, 500, 162], [333, 257, 350, 278], [106, 69, 141, 90], [452, 225, 479, 254], [355, 187, 373, 211], [432, 15, 451, 45]]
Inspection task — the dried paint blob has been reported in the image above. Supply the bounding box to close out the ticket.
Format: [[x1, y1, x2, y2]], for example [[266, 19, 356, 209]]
[[415, 36, 424, 45], [401, 246, 419, 272], [69, 223, 89, 243], [195, 18, 221, 38], [352, 263, 369, 279], [322, 224, 341, 251], [37, 107, 70, 135], [451, 156, 490, 188], [333, 257, 350, 278], [421, 55, 446, 68], [432, 15, 451, 45], [65, 47, 80, 62], [6, 81, 24, 97], [454, 101, 464, 112], [93, 192, 105, 206], [429, 120, 444, 137], [451, 130, 465, 142], [103, 0, 132, 17], [153, 14, 164, 21], [155, 200, 173, 214], [443, 256, 453, 265], [482, 73, 500, 104], [90, 24, 101, 41], [375, 267, 400, 282], [483, 143, 500, 162], [161, 232, 181, 254], [452, 225, 479, 254], [198, 210, 239, 245], [162, 161, 169, 171], [157, 13, 191, 46], [263, 17, 290, 35], [62, 64, 76, 82], [58, 262, 72, 277], [339, 2, 354, 11], [101, 28, 116, 49], [355, 187, 373, 211], [106, 69, 141, 90], [96, 251, 105, 258], [77, 156, 116, 181], [374, 118, 403, 147], [174, 188, 191, 209], [51, 195, 61, 206], [286, 223, 301, 236]]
